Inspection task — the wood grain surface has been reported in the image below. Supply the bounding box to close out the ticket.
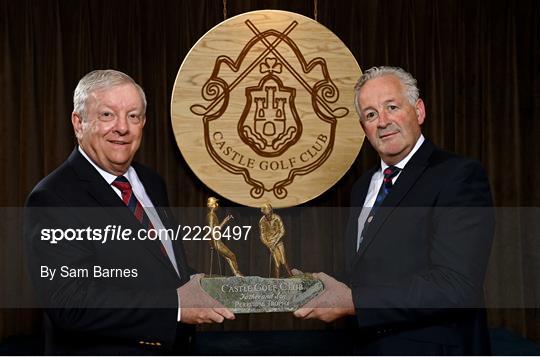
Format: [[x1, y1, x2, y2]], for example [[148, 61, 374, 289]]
[[171, 10, 364, 207]]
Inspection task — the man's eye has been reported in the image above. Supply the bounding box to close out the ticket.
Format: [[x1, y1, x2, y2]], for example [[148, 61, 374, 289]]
[[128, 113, 142, 123], [366, 112, 377, 120], [388, 105, 398, 111], [98, 112, 117, 122], [98, 112, 113, 120]]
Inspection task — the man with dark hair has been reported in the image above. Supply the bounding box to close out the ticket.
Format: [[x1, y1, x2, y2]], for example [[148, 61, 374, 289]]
[[25, 69, 234, 355], [295, 66, 494, 355]]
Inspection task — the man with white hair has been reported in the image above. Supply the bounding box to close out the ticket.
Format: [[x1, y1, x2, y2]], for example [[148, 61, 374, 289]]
[[25, 70, 234, 354], [295, 66, 494, 355]]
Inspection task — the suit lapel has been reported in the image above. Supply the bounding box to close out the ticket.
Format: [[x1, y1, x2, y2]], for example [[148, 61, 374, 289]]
[[345, 167, 377, 267], [134, 165, 187, 281], [353, 140, 435, 265], [68, 149, 135, 225], [69, 149, 180, 279], [134, 168, 190, 282]]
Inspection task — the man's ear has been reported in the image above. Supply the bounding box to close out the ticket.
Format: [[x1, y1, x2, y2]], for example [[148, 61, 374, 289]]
[[71, 112, 83, 139], [415, 99, 426, 125]]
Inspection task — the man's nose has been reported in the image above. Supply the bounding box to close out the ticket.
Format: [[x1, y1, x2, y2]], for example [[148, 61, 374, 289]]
[[377, 110, 391, 127], [113, 114, 129, 134]]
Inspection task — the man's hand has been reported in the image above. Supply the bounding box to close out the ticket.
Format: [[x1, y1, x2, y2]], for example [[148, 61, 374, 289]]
[[293, 272, 355, 323], [177, 274, 235, 324]]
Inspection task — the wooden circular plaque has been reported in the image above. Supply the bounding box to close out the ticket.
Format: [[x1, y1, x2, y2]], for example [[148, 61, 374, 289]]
[[171, 10, 364, 207]]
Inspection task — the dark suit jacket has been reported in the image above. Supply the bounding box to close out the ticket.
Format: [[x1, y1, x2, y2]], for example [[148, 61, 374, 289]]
[[24, 149, 195, 355], [344, 139, 494, 355]]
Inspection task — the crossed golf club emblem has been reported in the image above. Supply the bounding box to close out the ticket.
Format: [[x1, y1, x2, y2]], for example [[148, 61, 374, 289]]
[[191, 20, 349, 199]]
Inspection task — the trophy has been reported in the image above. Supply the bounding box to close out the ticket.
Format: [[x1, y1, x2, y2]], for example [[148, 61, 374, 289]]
[[200, 198, 323, 313]]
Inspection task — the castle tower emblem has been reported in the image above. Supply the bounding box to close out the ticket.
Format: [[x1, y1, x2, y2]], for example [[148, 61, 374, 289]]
[[239, 58, 302, 157]]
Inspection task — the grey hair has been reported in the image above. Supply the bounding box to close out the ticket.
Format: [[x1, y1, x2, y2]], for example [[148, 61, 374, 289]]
[[354, 66, 419, 117], [73, 69, 147, 119]]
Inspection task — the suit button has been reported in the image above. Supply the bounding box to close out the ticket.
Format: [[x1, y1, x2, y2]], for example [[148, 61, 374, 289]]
[[188, 336, 192, 343], [138, 341, 144, 345], [156, 342, 162, 347]]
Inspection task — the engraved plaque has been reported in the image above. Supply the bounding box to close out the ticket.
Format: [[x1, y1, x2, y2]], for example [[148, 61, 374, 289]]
[[171, 10, 364, 208], [201, 275, 324, 313]]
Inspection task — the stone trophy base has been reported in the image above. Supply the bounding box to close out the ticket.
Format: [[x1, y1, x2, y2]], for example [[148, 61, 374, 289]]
[[201, 274, 324, 313]]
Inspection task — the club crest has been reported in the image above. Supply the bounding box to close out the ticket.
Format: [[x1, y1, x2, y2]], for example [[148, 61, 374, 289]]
[[172, 11, 364, 207], [239, 64, 302, 157]]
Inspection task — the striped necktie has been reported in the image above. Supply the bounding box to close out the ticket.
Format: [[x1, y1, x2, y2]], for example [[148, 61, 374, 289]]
[[111, 176, 153, 230], [374, 166, 401, 207], [358, 166, 401, 248], [112, 176, 177, 265]]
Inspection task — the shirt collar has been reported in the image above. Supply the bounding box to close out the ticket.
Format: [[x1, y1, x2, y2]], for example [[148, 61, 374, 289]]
[[380, 134, 425, 172], [78, 146, 133, 184]]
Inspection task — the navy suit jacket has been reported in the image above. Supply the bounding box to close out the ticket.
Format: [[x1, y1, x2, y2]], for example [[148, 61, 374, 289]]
[[25, 149, 194, 355], [344, 139, 494, 355]]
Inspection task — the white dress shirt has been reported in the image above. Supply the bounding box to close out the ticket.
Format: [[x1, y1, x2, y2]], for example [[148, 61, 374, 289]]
[[356, 135, 425, 250]]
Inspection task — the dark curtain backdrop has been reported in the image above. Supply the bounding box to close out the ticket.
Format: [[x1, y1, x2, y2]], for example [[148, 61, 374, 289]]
[[1, 0, 539, 344]]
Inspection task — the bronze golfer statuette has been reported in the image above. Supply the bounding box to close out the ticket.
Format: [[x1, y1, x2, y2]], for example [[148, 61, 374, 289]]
[[200, 198, 322, 313]]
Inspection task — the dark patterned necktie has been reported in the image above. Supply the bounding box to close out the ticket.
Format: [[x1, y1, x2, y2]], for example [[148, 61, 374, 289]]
[[112, 176, 175, 262], [358, 166, 401, 248], [374, 166, 402, 208], [111, 176, 154, 230]]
